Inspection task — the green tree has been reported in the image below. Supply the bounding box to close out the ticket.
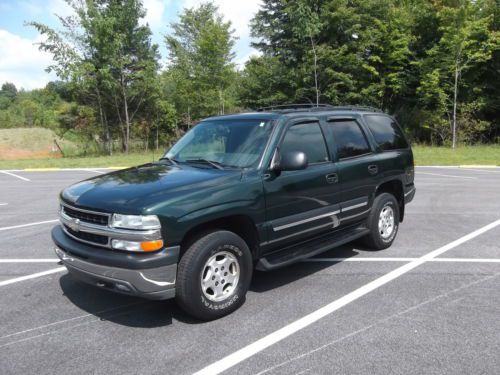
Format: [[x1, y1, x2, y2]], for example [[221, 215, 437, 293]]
[[164, 3, 237, 125], [0, 82, 18, 110], [417, 0, 500, 147], [29, 0, 160, 153]]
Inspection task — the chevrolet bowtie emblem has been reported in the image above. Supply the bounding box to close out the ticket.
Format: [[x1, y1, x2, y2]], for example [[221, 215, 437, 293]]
[[68, 218, 80, 232]]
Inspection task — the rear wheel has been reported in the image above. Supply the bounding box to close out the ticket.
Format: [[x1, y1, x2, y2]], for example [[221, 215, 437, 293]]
[[363, 193, 399, 250], [176, 230, 253, 320]]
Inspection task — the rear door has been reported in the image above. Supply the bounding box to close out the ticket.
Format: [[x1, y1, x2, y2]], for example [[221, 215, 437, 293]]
[[262, 119, 342, 250], [324, 116, 379, 224]]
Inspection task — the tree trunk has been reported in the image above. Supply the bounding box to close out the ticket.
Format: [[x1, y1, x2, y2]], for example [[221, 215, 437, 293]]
[[310, 36, 319, 107], [155, 122, 159, 151], [121, 75, 130, 154], [452, 65, 459, 149], [95, 85, 111, 155]]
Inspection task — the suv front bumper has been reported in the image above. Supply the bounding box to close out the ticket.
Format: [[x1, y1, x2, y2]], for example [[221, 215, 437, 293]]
[[52, 225, 179, 300]]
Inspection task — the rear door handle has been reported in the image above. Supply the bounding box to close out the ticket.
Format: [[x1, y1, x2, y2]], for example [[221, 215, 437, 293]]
[[325, 173, 338, 184], [368, 165, 378, 175]]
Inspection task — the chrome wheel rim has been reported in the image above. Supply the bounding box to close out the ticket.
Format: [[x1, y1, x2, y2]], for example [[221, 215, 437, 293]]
[[378, 205, 395, 239], [201, 251, 240, 302]]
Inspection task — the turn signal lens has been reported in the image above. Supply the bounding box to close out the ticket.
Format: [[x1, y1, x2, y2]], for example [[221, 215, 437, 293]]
[[140, 240, 164, 252]]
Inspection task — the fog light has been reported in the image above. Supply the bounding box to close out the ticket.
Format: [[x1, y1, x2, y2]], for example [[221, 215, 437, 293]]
[[112, 239, 141, 251], [111, 239, 164, 252]]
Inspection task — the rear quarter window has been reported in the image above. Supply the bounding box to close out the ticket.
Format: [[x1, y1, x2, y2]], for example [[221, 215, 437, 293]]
[[364, 115, 409, 150]]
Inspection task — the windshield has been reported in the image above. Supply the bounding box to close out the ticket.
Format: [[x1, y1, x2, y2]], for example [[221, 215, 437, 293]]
[[165, 120, 274, 168]]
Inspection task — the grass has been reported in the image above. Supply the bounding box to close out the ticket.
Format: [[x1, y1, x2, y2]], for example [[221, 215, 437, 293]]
[[0, 151, 161, 169], [0, 145, 498, 169], [412, 145, 500, 166]]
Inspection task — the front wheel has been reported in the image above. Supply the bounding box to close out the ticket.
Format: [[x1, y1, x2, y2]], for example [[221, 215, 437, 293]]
[[362, 193, 400, 250], [175, 230, 253, 320]]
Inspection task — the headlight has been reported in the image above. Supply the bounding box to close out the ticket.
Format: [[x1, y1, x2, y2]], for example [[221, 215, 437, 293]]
[[111, 214, 161, 230]]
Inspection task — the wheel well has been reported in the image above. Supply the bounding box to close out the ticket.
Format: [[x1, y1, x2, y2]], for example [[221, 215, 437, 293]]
[[180, 215, 260, 259], [375, 180, 405, 222]]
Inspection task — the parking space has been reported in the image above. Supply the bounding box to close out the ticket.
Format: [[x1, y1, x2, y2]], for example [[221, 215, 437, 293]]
[[0, 166, 499, 374]]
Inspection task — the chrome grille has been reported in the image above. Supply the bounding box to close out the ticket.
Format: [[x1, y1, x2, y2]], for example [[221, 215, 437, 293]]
[[61, 204, 110, 225], [60, 203, 111, 248], [59, 202, 162, 250], [64, 226, 109, 245]]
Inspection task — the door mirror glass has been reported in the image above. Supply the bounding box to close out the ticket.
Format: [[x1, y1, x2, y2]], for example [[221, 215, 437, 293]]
[[278, 151, 308, 171]]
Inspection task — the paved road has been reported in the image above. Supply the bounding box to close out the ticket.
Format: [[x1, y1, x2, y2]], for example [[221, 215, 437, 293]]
[[0, 166, 499, 374]]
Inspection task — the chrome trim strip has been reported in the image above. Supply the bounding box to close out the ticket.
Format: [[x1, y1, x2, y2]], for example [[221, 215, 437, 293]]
[[263, 221, 338, 246], [340, 208, 371, 222], [60, 212, 162, 242], [273, 210, 340, 232], [341, 201, 368, 212], [404, 187, 415, 197]]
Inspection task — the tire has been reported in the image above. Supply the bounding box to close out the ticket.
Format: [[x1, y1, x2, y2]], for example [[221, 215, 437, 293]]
[[175, 230, 253, 320], [362, 193, 400, 250]]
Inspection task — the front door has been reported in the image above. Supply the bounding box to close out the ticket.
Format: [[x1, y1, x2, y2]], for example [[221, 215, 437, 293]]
[[262, 120, 342, 250]]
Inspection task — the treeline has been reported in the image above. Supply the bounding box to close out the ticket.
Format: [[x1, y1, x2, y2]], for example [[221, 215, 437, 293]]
[[0, 0, 498, 155]]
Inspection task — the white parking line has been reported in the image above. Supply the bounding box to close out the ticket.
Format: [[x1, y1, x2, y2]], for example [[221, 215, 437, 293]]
[[0, 203, 7, 206], [303, 257, 500, 263], [0, 259, 59, 263], [456, 168, 500, 174], [0, 170, 30, 181], [194, 218, 500, 375], [0, 267, 65, 287], [417, 172, 477, 179], [0, 219, 58, 232]]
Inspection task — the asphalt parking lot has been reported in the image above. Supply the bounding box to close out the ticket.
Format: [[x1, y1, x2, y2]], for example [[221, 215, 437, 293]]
[[1, 166, 499, 375]]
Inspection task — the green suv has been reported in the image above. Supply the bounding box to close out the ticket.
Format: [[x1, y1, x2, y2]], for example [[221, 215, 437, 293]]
[[52, 104, 415, 320]]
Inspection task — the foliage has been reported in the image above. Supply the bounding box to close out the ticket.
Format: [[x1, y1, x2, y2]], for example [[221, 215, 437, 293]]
[[163, 3, 238, 125], [1, 0, 499, 159], [28, 0, 160, 153], [244, 0, 500, 145]]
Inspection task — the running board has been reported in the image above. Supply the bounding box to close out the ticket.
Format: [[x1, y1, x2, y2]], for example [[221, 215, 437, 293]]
[[256, 226, 370, 271]]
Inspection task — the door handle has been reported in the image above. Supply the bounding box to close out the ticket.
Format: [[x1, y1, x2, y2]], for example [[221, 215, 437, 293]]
[[325, 173, 338, 184], [368, 165, 378, 175]]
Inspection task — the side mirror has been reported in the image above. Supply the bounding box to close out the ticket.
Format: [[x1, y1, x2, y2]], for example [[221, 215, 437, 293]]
[[278, 151, 308, 171]]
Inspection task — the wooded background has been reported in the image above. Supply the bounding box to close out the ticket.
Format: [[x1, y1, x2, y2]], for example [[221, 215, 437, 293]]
[[0, 0, 498, 156]]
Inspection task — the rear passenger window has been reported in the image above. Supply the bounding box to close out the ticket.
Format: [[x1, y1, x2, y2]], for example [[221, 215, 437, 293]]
[[328, 120, 371, 159], [281, 123, 329, 164], [364, 115, 409, 150]]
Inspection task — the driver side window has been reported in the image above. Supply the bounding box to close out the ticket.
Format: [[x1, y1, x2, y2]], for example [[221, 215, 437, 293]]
[[281, 123, 329, 164]]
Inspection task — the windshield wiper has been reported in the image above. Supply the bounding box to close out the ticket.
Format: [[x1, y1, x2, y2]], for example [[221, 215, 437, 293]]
[[159, 156, 178, 165], [185, 158, 225, 170]]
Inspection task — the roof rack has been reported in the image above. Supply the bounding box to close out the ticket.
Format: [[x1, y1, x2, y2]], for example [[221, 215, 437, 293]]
[[256, 103, 382, 113], [256, 104, 334, 112]]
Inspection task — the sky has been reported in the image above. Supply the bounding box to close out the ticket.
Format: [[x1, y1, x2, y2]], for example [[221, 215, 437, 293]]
[[0, 0, 262, 90]]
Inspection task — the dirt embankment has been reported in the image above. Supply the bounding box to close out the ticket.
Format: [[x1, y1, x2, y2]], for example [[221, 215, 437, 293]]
[[0, 128, 70, 160]]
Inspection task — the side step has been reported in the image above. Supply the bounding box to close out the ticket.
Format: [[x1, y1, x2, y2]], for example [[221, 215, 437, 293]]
[[256, 226, 370, 271]]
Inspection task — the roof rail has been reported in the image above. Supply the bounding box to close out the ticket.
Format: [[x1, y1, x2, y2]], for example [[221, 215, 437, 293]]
[[256, 103, 335, 112], [256, 103, 382, 113], [327, 105, 382, 112]]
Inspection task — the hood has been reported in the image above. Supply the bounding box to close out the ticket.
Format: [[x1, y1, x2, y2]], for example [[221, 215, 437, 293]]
[[61, 162, 242, 214]]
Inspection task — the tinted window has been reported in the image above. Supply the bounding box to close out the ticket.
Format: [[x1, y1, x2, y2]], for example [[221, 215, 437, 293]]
[[328, 120, 371, 159], [281, 123, 329, 164], [364, 115, 409, 150]]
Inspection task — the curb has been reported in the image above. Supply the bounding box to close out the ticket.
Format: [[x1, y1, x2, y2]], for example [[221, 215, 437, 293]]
[[417, 165, 499, 168]]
